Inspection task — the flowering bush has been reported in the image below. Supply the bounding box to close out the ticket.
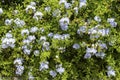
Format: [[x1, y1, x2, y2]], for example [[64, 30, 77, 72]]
[[0, 0, 120, 80]]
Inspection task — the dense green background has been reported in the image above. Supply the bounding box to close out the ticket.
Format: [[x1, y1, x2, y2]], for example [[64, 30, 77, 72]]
[[0, 0, 120, 80]]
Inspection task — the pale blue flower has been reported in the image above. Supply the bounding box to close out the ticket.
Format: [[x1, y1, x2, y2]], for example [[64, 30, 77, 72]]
[[22, 45, 28, 49], [80, 0, 86, 2], [59, 0, 67, 4], [23, 48, 31, 55], [88, 27, 98, 34], [56, 64, 65, 74], [21, 29, 29, 36], [59, 17, 69, 31], [1, 43, 8, 48], [27, 35, 36, 42], [25, 5, 36, 13], [52, 9, 61, 17], [107, 18, 115, 23], [42, 42, 50, 51], [39, 61, 49, 71], [34, 50, 40, 56], [30, 27, 38, 33], [58, 47, 66, 52], [45, 6, 51, 12], [86, 47, 97, 54], [99, 43, 107, 49], [14, 58, 23, 66], [53, 34, 61, 40], [84, 53, 91, 59], [29, 75, 34, 80], [107, 70, 116, 77], [33, 11, 43, 21], [107, 18, 117, 27], [28, 71, 34, 80], [40, 28, 45, 33], [94, 16, 101, 22], [28, 75, 34, 80], [62, 34, 70, 39], [107, 66, 116, 77], [74, 7, 78, 14], [56, 67, 65, 74], [40, 36, 46, 42], [23, 39, 31, 44], [79, 0, 87, 8], [73, 43, 80, 49], [56, 64, 62, 68], [48, 32, 54, 38], [5, 19, 13, 26], [110, 22, 117, 27], [59, 17, 69, 25], [5, 33, 12, 38], [15, 65, 24, 76], [95, 52, 106, 59], [22, 45, 32, 50], [1, 33, 15, 49], [90, 34, 100, 39], [77, 26, 87, 34], [61, 25, 68, 31], [98, 28, 109, 36], [65, 3, 71, 9], [49, 70, 57, 78], [14, 18, 25, 27]]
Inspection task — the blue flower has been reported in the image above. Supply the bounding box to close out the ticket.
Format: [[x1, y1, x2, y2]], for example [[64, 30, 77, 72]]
[[39, 61, 49, 71], [107, 66, 116, 77], [94, 16, 101, 22], [84, 53, 91, 59], [49, 70, 57, 78], [73, 43, 80, 49], [59, 17, 69, 31], [15, 65, 24, 76]]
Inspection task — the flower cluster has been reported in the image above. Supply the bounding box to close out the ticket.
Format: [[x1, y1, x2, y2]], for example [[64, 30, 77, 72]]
[[59, 0, 71, 9], [56, 64, 65, 75], [21, 27, 39, 55], [25, 2, 36, 13], [14, 58, 24, 76], [4, 18, 25, 28], [49, 64, 65, 78], [53, 33, 70, 40], [1, 32, 15, 49], [84, 41, 107, 59], [107, 66, 116, 77], [107, 18, 117, 27], [59, 17, 70, 31], [14, 18, 25, 28], [79, 0, 87, 8], [33, 11, 43, 21]]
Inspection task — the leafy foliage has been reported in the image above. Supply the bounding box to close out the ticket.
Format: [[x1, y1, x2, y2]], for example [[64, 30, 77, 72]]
[[0, 0, 120, 80]]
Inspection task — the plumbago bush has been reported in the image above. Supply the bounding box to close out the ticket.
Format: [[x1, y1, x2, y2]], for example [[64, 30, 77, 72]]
[[0, 0, 120, 80]]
